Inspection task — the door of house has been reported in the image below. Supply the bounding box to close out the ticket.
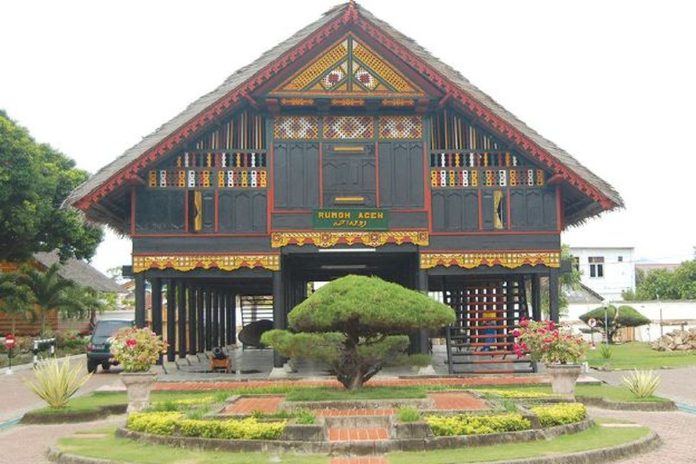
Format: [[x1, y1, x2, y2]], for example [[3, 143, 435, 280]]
[[322, 143, 376, 207]]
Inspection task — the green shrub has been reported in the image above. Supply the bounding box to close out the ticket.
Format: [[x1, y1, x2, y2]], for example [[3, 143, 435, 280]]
[[622, 370, 660, 398], [151, 400, 178, 412], [530, 403, 586, 427], [426, 413, 531, 436], [24, 357, 92, 408], [127, 412, 286, 440], [474, 389, 550, 399], [127, 412, 182, 436], [294, 409, 316, 425], [398, 407, 421, 422], [599, 344, 612, 360]]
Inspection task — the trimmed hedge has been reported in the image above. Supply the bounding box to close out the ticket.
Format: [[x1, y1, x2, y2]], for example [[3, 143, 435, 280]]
[[127, 412, 286, 440], [425, 413, 531, 436], [530, 403, 586, 427]]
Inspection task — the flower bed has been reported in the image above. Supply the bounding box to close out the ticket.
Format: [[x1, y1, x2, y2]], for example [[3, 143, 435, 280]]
[[126, 412, 286, 440], [425, 413, 531, 436], [529, 403, 586, 427]]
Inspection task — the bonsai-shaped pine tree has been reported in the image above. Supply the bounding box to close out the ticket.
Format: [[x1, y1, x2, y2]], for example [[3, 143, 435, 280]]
[[261, 275, 455, 390], [579, 305, 650, 343]]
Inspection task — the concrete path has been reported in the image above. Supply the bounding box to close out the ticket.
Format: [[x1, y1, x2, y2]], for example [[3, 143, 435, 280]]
[[591, 365, 696, 407], [0, 355, 122, 423]]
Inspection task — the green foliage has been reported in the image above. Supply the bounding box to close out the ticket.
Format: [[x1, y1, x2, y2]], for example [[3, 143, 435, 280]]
[[262, 276, 455, 390], [128, 412, 287, 440], [541, 245, 580, 317], [599, 344, 612, 360], [515, 320, 587, 364], [579, 305, 650, 343], [294, 409, 316, 425], [24, 357, 92, 408], [0, 271, 33, 332], [0, 111, 102, 262], [398, 407, 421, 422], [529, 403, 586, 427], [634, 260, 696, 300], [622, 370, 661, 398], [426, 413, 531, 436], [473, 389, 550, 399]]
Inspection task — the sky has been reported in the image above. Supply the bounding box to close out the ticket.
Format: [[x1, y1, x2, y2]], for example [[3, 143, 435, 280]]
[[1, 0, 695, 273]]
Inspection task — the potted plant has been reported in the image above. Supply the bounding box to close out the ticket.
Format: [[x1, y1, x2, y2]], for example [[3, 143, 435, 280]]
[[513, 319, 587, 396], [110, 327, 166, 412]]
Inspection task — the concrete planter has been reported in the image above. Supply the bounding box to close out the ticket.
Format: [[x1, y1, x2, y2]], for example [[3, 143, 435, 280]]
[[120, 371, 157, 413], [546, 364, 582, 397]]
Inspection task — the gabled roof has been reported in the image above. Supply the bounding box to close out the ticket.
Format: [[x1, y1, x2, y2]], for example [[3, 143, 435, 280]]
[[34, 251, 123, 293], [67, 1, 622, 228]]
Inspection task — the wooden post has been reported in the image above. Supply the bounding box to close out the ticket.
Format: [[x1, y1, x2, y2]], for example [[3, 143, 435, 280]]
[[134, 274, 146, 328], [197, 288, 205, 353], [415, 267, 430, 354], [205, 288, 212, 351], [151, 278, 163, 364], [211, 291, 219, 348], [219, 292, 227, 346], [177, 281, 187, 358], [531, 275, 541, 321], [272, 270, 285, 368], [166, 280, 176, 362], [188, 285, 197, 355], [549, 270, 560, 323]]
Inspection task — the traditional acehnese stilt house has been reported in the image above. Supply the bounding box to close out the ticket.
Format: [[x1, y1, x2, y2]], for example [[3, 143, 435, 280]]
[[67, 2, 622, 374]]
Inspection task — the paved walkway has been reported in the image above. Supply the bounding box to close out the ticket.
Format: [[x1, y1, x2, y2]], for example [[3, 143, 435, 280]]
[[591, 365, 696, 407], [0, 355, 122, 423]]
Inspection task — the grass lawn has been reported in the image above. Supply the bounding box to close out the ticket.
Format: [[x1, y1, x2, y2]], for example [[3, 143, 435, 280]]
[[468, 383, 669, 403], [586, 342, 696, 370], [57, 424, 650, 464]]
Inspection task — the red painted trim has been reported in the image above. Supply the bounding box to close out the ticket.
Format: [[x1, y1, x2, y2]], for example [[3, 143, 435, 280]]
[[183, 190, 189, 233], [272, 209, 313, 214], [76, 5, 617, 214], [214, 191, 219, 232], [556, 184, 563, 232], [131, 233, 269, 238], [506, 188, 511, 230], [374, 142, 380, 207], [267, 141, 275, 233], [319, 141, 324, 207], [133, 251, 280, 257], [429, 231, 559, 236], [423, 142, 432, 233], [477, 190, 483, 230], [130, 187, 137, 236], [425, 248, 560, 253], [271, 228, 428, 233]]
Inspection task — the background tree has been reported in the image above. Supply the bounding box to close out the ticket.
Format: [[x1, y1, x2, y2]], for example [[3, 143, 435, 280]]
[[579, 305, 650, 343], [0, 272, 33, 333], [262, 275, 455, 390], [634, 260, 696, 300], [0, 110, 102, 262], [62, 285, 108, 331], [541, 245, 581, 317], [16, 264, 77, 336]]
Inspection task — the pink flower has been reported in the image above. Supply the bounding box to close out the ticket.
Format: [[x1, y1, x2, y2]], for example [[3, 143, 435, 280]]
[[519, 318, 529, 328], [126, 338, 137, 348], [511, 329, 521, 337]]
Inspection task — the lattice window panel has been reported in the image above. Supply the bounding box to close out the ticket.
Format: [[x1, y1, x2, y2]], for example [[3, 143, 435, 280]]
[[273, 116, 320, 139], [378, 116, 423, 139], [323, 116, 374, 139]]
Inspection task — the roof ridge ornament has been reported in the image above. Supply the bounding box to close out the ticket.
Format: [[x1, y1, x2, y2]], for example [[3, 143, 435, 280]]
[[343, 0, 360, 23]]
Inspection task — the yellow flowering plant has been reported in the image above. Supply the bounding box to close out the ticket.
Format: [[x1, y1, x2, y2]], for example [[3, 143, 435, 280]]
[[110, 327, 166, 372]]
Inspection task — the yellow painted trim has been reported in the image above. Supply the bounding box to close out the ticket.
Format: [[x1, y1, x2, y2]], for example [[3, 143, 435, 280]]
[[271, 231, 429, 248], [132, 254, 280, 273], [420, 251, 561, 270]]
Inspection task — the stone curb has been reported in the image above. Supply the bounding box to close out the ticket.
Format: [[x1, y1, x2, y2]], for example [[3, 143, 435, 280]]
[[577, 396, 677, 411], [46, 429, 661, 464], [20, 404, 126, 425], [0, 353, 86, 374]]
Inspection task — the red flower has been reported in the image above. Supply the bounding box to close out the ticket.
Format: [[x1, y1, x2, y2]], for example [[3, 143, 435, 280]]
[[520, 318, 529, 328], [511, 328, 521, 337], [126, 338, 137, 348]]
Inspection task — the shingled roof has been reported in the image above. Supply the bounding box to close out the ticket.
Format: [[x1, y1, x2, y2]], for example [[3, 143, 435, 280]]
[[33, 251, 123, 293], [67, 1, 622, 228]]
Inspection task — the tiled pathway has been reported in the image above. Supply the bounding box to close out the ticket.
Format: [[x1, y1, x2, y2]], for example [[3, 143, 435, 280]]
[[222, 395, 284, 414], [327, 427, 389, 441], [429, 391, 489, 410]]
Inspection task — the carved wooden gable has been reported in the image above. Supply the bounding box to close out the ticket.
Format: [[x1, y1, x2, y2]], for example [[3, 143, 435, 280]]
[[271, 34, 423, 97]]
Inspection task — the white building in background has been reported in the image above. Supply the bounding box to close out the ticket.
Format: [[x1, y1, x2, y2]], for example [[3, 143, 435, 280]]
[[569, 246, 635, 301]]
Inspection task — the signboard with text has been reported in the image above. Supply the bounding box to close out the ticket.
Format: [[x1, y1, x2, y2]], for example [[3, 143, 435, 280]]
[[312, 208, 389, 230]]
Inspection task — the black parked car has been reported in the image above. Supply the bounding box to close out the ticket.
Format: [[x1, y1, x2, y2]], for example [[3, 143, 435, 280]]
[[86, 319, 133, 373]]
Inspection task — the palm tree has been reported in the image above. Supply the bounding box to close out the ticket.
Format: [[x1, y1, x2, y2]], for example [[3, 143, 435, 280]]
[[0, 272, 33, 334], [63, 285, 106, 331], [17, 264, 76, 336]]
